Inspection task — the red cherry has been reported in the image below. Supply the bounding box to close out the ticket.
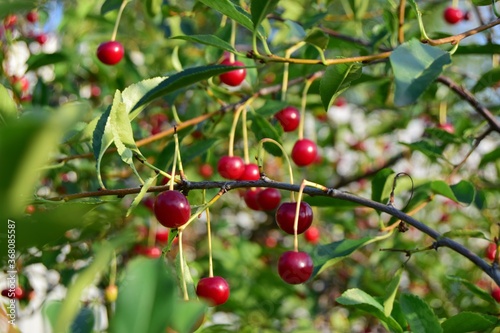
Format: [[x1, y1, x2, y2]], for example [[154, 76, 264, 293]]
[[26, 11, 38, 23], [25, 205, 36, 214], [143, 246, 162, 258], [437, 123, 455, 134], [463, 11, 471, 21], [239, 163, 260, 181], [217, 155, 245, 180], [35, 33, 48, 45], [291, 139, 318, 167], [244, 188, 263, 211], [96, 41, 124, 65], [3, 15, 17, 29], [304, 226, 320, 244], [275, 201, 313, 235], [256, 188, 281, 211], [443, 7, 463, 24], [1, 287, 24, 299], [199, 163, 213, 179], [219, 59, 246, 86], [492, 287, 500, 302], [196, 276, 230, 306], [155, 229, 169, 243], [265, 235, 278, 248], [154, 190, 191, 228], [90, 85, 101, 98], [11, 76, 29, 93], [335, 97, 347, 107], [486, 243, 497, 261], [275, 106, 300, 132], [278, 251, 313, 284], [142, 197, 155, 212]]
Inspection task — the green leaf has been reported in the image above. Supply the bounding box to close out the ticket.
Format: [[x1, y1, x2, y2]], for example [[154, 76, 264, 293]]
[[400, 293, 443, 333], [441, 229, 487, 240], [304, 28, 329, 50], [145, 0, 162, 17], [383, 268, 403, 317], [26, 52, 68, 72], [447, 275, 497, 304], [454, 44, 500, 55], [312, 237, 371, 275], [441, 312, 499, 333], [132, 65, 248, 112], [250, 113, 283, 156], [390, 39, 452, 106], [126, 176, 158, 217], [371, 168, 395, 204], [92, 106, 113, 189], [479, 147, 500, 168], [430, 180, 475, 205], [171, 35, 237, 54], [44, 302, 95, 333], [0, 84, 18, 124], [176, 252, 197, 300], [319, 62, 362, 111], [0, 0, 38, 14], [472, 0, 498, 5], [123, 77, 167, 119], [472, 67, 500, 93], [168, 301, 207, 333], [198, 0, 256, 35], [337, 289, 403, 333], [101, 0, 122, 15], [254, 100, 289, 117], [250, 0, 279, 29], [400, 140, 444, 161], [109, 258, 176, 333]]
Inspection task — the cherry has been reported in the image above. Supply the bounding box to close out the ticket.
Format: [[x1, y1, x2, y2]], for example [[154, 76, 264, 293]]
[[486, 243, 497, 261], [26, 11, 38, 23], [11, 76, 29, 94], [265, 235, 278, 248], [3, 15, 17, 29], [199, 163, 213, 179], [437, 123, 455, 134], [492, 287, 500, 303], [275, 201, 313, 235], [96, 41, 124, 65], [304, 226, 320, 244], [278, 251, 313, 284], [25, 205, 36, 214], [154, 190, 191, 228], [143, 246, 162, 258], [443, 7, 463, 24], [219, 59, 246, 86], [217, 155, 245, 180], [239, 163, 260, 181], [256, 188, 281, 211], [335, 97, 347, 107], [104, 285, 118, 303], [291, 139, 317, 167], [196, 276, 230, 306], [275, 106, 300, 132], [142, 197, 155, 212], [244, 188, 263, 211], [1, 287, 24, 299], [155, 229, 169, 243]]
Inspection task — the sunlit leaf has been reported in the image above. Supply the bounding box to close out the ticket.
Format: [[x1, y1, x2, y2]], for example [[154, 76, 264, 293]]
[[312, 237, 371, 275], [320, 62, 362, 111]]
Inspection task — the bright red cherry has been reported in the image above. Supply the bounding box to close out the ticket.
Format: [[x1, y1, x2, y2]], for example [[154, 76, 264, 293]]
[[36, 34, 48, 45], [199, 163, 213, 179], [275, 106, 300, 132], [143, 246, 162, 258], [155, 228, 169, 243], [244, 188, 262, 211], [492, 287, 500, 303], [278, 251, 313, 284], [3, 15, 17, 29], [11, 76, 29, 93], [219, 59, 246, 86], [1, 287, 24, 299], [239, 163, 260, 181], [96, 41, 124, 65], [275, 201, 313, 235], [256, 188, 281, 211], [335, 97, 347, 107], [217, 155, 245, 180], [196, 276, 230, 306], [437, 123, 455, 134], [291, 139, 318, 167], [304, 226, 320, 244], [26, 11, 38, 23], [486, 243, 497, 261], [443, 7, 463, 24], [154, 190, 191, 228]]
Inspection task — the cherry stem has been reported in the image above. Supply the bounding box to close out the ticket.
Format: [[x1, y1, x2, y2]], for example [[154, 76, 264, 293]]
[[140, 159, 180, 184], [178, 230, 189, 301], [228, 97, 254, 157], [439, 101, 447, 125], [281, 42, 305, 102], [398, 0, 406, 44], [298, 77, 315, 141], [452, 0, 459, 8], [293, 180, 308, 252], [203, 190, 214, 278], [257, 138, 295, 201], [169, 132, 179, 191], [179, 189, 225, 231], [242, 107, 249, 163], [171, 105, 182, 124], [229, 20, 236, 63], [111, 0, 129, 42], [109, 251, 117, 286], [174, 130, 185, 181]]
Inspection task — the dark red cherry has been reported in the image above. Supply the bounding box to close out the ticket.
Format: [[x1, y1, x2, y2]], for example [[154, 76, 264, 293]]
[[196, 276, 230, 306], [443, 7, 463, 24], [219, 59, 246, 86], [36, 33, 47, 45], [275, 201, 313, 235], [155, 229, 169, 243], [304, 226, 320, 244], [291, 139, 317, 167], [486, 243, 497, 261], [278, 251, 313, 284], [239, 163, 260, 181], [154, 190, 191, 228], [275, 106, 300, 132], [96, 41, 124, 65], [199, 163, 213, 179], [1, 287, 24, 299], [492, 287, 500, 303], [26, 11, 38, 23], [217, 155, 245, 180], [143, 246, 162, 258], [256, 188, 281, 211], [244, 188, 262, 211]]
